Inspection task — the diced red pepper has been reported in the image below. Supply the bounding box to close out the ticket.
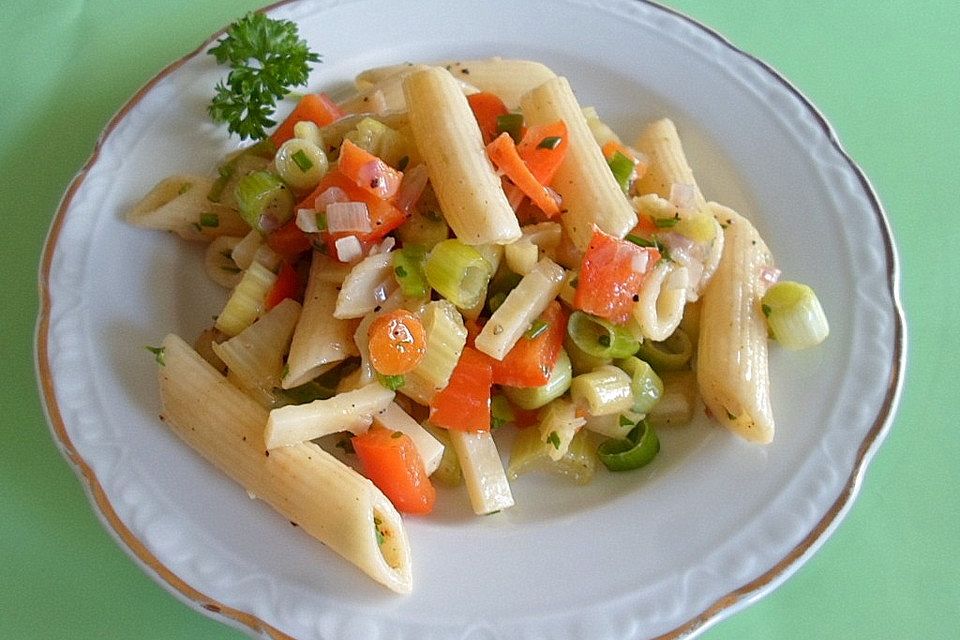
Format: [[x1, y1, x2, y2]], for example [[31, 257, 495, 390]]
[[466, 92, 510, 145], [271, 93, 345, 147], [429, 347, 493, 431], [574, 227, 660, 324], [352, 425, 435, 515], [297, 170, 408, 262], [338, 139, 403, 200], [264, 262, 300, 310], [265, 219, 314, 262], [516, 120, 568, 185], [490, 301, 567, 388]]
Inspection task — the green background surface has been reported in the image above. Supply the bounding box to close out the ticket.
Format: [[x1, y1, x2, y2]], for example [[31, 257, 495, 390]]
[[4, 0, 956, 638]]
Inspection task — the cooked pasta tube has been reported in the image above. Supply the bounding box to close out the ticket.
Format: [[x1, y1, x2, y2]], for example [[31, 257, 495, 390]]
[[126, 175, 248, 240], [435, 58, 556, 108], [697, 203, 775, 443], [340, 64, 433, 114], [520, 77, 637, 250], [633, 260, 690, 341], [204, 236, 243, 288], [284, 252, 359, 389], [403, 66, 522, 245], [372, 403, 445, 476], [447, 429, 514, 515], [265, 383, 395, 449], [357, 58, 555, 109], [335, 250, 398, 319], [475, 257, 565, 360], [211, 298, 301, 408], [633, 118, 706, 210], [157, 334, 412, 594]]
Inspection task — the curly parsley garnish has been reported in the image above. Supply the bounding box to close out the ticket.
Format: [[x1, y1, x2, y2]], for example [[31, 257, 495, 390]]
[[207, 12, 321, 140]]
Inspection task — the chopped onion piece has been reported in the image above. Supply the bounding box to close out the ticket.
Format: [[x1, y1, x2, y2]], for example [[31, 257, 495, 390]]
[[335, 235, 363, 262], [257, 213, 280, 233], [395, 163, 430, 214], [759, 266, 782, 292], [669, 183, 697, 211], [313, 186, 349, 211], [327, 201, 373, 233], [369, 236, 396, 255], [631, 251, 650, 274], [296, 208, 322, 233]]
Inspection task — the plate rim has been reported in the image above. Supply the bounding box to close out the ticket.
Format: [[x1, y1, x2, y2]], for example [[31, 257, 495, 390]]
[[34, 0, 907, 638]]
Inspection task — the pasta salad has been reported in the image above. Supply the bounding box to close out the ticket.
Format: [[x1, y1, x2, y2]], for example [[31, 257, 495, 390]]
[[129, 48, 828, 593]]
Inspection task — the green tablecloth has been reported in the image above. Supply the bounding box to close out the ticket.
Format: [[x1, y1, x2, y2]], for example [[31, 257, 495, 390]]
[[4, 1, 955, 638]]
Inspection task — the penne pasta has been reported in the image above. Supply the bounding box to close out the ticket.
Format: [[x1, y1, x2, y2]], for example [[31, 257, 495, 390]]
[[696, 203, 775, 443], [334, 249, 398, 319], [157, 334, 412, 593], [284, 251, 360, 389], [633, 118, 706, 210], [633, 260, 690, 341], [264, 383, 395, 449], [520, 77, 637, 250], [475, 257, 566, 360], [211, 298, 301, 408], [204, 235, 244, 288], [435, 58, 556, 108], [403, 66, 522, 245], [447, 429, 514, 515], [126, 175, 248, 241]]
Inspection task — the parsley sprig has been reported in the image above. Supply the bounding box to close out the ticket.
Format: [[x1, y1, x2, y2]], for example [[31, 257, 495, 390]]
[[208, 12, 321, 140]]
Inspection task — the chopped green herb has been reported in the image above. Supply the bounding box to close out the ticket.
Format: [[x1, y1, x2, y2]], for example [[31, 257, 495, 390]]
[[177, 182, 193, 195], [391, 430, 404, 439], [378, 373, 405, 391], [537, 135, 562, 150], [145, 345, 166, 366], [490, 394, 514, 429], [762, 303, 772, 318], [547, 431, 561, 449], [569, 276, 579, 289], [396, 155, 410, 171], [373, 515, 385, 545], [394, 265, 408, 278], [207, 12, 322, 140], [291, 149, 314, 171], [626, 233, 654, 247], [200, 213, 220, 228], [607, 151, 635, 193], [496, 112, 524, 143], [524, 319, 549, 340], [598, 334, 611, 348], [619, 414, 634, 427], [654, 216, 679, 228]]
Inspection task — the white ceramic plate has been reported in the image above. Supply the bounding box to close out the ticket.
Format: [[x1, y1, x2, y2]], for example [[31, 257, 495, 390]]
[[37, 1, 905, 638]]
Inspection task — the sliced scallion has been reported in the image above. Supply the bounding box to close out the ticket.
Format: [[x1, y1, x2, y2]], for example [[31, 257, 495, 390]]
[[607, 151, 635, 193], [761, 281, 829, 350], [391, 245, 429, 299], [636, 327, 692, 372], [234, 170, 295, 233], [424, 239, 493, 309], [597, 419, 659, 471], [567, 311, 640, 359]]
